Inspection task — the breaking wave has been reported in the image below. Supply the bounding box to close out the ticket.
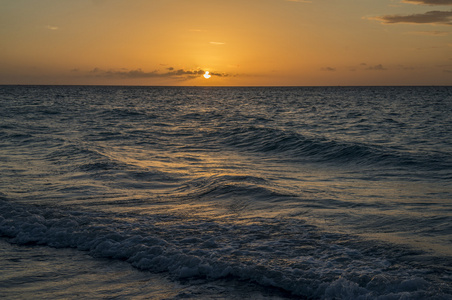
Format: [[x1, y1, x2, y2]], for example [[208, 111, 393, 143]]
[[1, 199, 451, 299]]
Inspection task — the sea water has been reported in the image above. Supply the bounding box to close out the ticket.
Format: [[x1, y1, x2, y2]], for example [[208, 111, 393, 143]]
[[0, 86, 451, 299]]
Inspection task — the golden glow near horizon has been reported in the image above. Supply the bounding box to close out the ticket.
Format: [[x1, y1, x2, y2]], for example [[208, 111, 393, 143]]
[[0, 0, 451, 86], [203, 71, 211, 79]]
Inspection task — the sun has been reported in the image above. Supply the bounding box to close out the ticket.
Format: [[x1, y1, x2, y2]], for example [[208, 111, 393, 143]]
[[203, 71, 211, 79]]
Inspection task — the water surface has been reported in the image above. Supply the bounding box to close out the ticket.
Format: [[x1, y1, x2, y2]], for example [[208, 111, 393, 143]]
[[1, 86, 451, 299]]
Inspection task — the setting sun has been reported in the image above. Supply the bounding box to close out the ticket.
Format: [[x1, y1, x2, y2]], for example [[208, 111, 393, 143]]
[[203, 71, 211, 79]]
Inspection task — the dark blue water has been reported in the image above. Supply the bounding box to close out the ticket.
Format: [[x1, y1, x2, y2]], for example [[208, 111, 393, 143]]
[[1, 86, 451, 299]]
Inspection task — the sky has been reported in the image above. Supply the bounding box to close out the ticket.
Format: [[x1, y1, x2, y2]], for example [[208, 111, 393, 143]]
[[1, 0, 451, 86]]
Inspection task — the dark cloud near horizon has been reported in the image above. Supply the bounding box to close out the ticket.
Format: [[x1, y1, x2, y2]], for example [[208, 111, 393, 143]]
[[402, 0, 452, 5], [208, 71, 230, 77], [321, 67, 336, 71], [373, 10, 452, 25], [366, 64, 387, 71], [89, 67, 230, 79]]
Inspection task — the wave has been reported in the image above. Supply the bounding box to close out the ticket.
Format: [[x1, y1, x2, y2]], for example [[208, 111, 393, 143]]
[[174, 174, 295, 205], [0, 199, 450, 299], [45, 144, 182, 189], [217, 126, 452, 173], [46, 144, 121, 169]]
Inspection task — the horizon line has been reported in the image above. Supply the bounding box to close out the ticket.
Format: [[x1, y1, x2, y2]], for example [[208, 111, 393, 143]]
[[1, 84, 451, 88]]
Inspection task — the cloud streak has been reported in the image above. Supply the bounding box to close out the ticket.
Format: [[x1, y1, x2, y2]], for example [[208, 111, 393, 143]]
[[366, 64, 387, 71], [371, 10, 452, 25], [402, 0, 452, 5], [89, 67, 230, 80], [408, 30, 449, 35], [46, 25, 59, 30]]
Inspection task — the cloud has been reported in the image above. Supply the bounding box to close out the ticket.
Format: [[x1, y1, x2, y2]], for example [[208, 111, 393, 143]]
[[395, 64, 417, 70], [46, 25, 59, 30], [89, 67, 230, 80], [95, 68, 198, 79], [90, 67, 102, 73], [371, 10, 452, 25], [366, 64, 387, 70], [416, 45, 445, 50], [402, 0, 452, 5], [208, 71, 230, 77], [209, 42, 225, 45], [347, 63, 390, 71], [408, 30, 449, 34], [286, 0, 312, 3], [321, 67, 336, 71]]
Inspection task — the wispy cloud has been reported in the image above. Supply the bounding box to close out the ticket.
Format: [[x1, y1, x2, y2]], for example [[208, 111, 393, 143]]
[[321, 67, 336, 71], [402, 0, 452, 5], [370, 10, 452, 25], [366, 64, 387, 71], [347, 63, 391, 72], [209, 42, 225, 45], [408, 30, 449, 35], [46, 25, 59, 30], [395, 64, 417, 70], [416, 45, 445, 50]]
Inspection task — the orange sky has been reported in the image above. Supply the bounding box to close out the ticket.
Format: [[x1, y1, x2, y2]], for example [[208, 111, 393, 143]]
[[1, 0, 451, 86]]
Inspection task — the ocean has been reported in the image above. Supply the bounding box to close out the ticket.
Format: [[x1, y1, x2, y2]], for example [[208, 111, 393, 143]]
[[0, 85, 451, 299]]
